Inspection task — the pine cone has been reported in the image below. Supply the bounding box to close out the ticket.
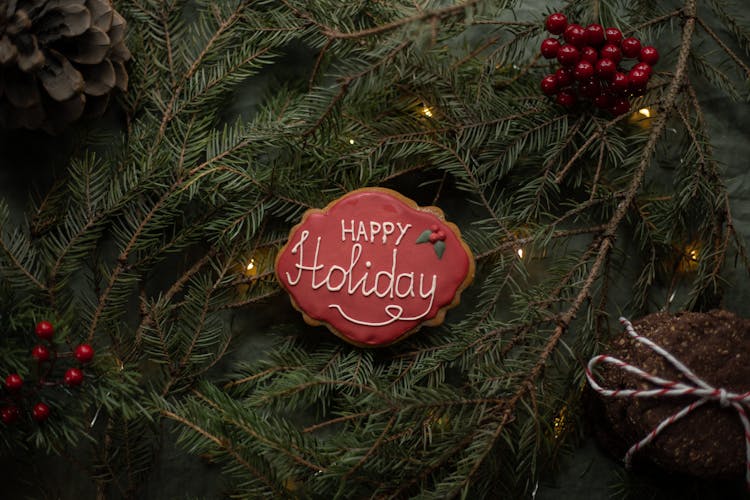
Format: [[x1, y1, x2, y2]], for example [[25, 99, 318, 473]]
[[0, 0, 131, 132]]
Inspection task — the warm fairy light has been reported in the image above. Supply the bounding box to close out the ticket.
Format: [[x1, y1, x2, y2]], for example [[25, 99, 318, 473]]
[[638, 108, 651, 118], [243, 257, 257, 278], [553, 405, 567, 439], [678, 242, 701, 272], [348, 138, 355, 145], [421, 106, 433, 118], [516, 248, 524, 259]]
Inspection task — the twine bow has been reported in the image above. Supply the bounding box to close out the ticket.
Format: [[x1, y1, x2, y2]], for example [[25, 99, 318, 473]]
[[586, 317, 750, 490]]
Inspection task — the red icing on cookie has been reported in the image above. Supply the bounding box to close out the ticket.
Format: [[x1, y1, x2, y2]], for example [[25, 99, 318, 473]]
[[275, 188, 475, 347]]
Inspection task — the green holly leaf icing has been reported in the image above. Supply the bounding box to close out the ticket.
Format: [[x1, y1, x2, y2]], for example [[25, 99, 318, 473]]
[[416, 229, 432, 244], [434, 240, 446, 259]]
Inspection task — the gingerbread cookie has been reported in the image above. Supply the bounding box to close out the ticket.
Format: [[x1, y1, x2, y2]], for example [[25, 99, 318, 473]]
[[275, 188, 475, 347]]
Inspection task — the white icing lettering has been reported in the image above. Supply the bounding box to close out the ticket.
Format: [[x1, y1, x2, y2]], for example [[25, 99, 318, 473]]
[[395, 223, 411, 246], [395, 272, 415, 298], [382, 222, 395, 243], [284, 231, 438, 327], [369, 221, 381, 243], [341, 219, 355, 241], [357, 221, 368, 242]]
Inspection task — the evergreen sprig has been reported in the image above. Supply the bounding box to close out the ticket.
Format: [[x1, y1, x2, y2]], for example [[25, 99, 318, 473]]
[[1, 0, 749, 498]]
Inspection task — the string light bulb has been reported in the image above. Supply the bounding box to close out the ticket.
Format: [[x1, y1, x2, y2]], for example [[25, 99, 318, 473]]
[[677, 242, 700, 272], [245, 258, 257, 276], [348, 138, 355, 145], [553, 405, 568, 439], [516, 248, 524, 259], [638, 108, 651, 118], [421, 106, 433, 118]]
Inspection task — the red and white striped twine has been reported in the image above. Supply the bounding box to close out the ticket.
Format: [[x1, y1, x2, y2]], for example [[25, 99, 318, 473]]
[[586, 317, 750, 490]]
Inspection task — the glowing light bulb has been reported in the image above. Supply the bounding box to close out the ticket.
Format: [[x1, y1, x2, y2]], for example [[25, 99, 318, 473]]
[[516, 248, 524, 259], [244, 258, 257, 277], [638, 108, 651, 118], [421, 106, 433, 118], [348, 138, 355, 145]]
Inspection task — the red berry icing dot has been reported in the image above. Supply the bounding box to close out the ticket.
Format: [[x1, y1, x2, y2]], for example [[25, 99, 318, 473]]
[[35, 320, 54, 340], [545, 13, 568, 35]]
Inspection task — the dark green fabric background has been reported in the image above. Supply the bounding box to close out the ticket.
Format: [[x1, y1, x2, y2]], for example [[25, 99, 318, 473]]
[[2, 2, 750, 498]]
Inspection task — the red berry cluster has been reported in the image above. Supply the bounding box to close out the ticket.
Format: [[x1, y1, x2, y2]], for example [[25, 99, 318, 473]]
[[540, 13, 659, 115], [1, 320, 95, 425], [428, 224, 446, 244]]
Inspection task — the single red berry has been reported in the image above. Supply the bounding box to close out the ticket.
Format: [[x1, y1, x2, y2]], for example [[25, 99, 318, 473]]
[[35, 320, 55, 340], [5, 373, 23, 391], [545, 13, 568, 35], [632, 62, 652, 77], [74, 344, 95, 364], [578, 78, 601, 98], [430, 224, 439, 232], [31, 344, 51, 362], [581, 46, 598, 63], [555, 67, 574, 86], [621, 37, 642, 58], [605, 27, 623, 45], [555, 89, 577, 108], [629, 68, 650, 88], [574, 60, 595, 81], [585, 24, 606, 46], [595, 58, 617, 80], [32, 402, 50, 422], [557, 45, 580, 66], [1, 406, 20, 424], [639, 46, 659, 65], [611, 72, 630, 93], [600, 43, 622, 63], [541, 74, 558, 95], [594, 93, 613, 109], [436, 231, 446, 241], [540, 38, 561, 59], [610, 97, 631, 115], [64, 368, 84, 387], [429, 233, 439, 243], [563, 24, 587, 47]]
